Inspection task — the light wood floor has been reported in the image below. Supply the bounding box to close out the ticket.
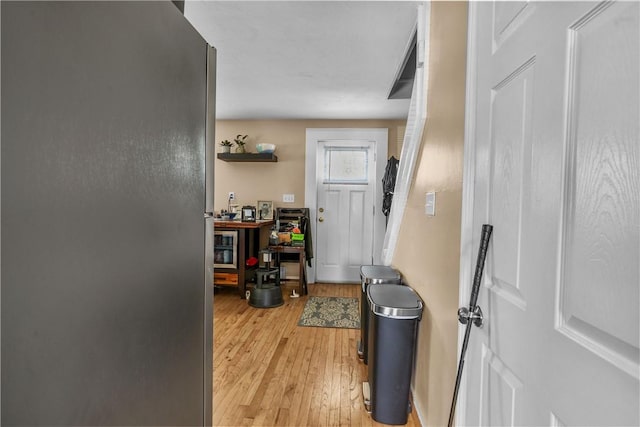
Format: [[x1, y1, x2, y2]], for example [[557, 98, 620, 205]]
[[213, 282, 421, 427]]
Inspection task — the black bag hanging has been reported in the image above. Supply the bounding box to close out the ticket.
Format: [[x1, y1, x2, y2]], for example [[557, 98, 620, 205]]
[[381, 156, 399, 224]]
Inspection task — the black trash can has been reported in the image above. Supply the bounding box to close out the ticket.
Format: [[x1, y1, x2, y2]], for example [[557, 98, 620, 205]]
[[367, 284, 423, 425], [359, 265, 402, 364]]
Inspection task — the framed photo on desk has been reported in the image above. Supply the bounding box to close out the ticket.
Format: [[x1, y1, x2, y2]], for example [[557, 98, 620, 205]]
[[257, 200, 273, 220]]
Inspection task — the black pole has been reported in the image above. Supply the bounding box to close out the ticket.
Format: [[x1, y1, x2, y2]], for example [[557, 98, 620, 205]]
[[448, 319, 473, 427], [448, 224, 493, 427], [470, 225, 493, 308]]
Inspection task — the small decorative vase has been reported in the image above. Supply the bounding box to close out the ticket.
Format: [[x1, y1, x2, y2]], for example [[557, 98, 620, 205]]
[[221, 146, 231, 153], [236, 145, 246, 154]]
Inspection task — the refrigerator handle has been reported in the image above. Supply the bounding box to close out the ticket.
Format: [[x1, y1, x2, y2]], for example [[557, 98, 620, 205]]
[[205, 45, 216, 214]]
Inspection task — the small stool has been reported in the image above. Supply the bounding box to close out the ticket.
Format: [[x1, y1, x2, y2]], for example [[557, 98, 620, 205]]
[[249, 267, 283, 308], [256, 267, 280, 286]]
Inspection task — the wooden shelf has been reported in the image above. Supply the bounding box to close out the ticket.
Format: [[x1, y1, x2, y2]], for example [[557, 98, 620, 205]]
[[217, 153, 278, 162]]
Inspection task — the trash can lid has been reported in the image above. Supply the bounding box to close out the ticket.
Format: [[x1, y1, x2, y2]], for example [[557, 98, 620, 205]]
[[360, 265, 401, 284], [367, 284, 423, 319]]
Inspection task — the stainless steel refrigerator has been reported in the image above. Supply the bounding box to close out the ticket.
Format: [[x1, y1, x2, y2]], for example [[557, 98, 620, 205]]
[[1, 2, 214, 425]]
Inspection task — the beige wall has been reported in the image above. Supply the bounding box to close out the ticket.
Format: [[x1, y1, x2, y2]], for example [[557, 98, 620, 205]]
[[390, 2, 468, 426], [214, 120, 405, 213]]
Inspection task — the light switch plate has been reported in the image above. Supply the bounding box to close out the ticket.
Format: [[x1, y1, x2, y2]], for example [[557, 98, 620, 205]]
[[425, 192, 436, 216], [283, 194, 295, 203]]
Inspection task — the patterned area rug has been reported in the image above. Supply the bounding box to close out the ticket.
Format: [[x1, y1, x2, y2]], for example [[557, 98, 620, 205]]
[[298, 296, 360, 329]]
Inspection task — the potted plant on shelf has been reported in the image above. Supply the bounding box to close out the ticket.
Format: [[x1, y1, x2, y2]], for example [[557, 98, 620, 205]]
[[234, 134, 248, 153], [219, 139, 233, 153]]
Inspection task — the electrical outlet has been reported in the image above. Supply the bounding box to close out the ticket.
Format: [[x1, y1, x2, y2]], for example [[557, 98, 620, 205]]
[[283, 194, 295, 203], [228, 192, 235, 200]]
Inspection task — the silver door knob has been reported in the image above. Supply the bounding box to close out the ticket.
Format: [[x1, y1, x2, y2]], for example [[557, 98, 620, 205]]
[[318, 217, 324, 222]]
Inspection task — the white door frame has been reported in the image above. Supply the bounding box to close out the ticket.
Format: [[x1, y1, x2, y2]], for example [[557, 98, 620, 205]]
[[305, 128, 388, 283], [455, 2, 479, 425]]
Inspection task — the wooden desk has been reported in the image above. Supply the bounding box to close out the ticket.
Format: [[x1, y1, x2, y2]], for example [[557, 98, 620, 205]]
[[268, 245, 307, 295], [214, 219, 274, 297]]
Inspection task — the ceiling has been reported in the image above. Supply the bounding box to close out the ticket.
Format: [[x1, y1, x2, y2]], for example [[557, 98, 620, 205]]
[[184, 1, 419, 120]]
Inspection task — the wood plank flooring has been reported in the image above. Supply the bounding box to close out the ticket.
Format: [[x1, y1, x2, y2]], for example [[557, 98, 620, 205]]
[[213, 282, 421, 427]]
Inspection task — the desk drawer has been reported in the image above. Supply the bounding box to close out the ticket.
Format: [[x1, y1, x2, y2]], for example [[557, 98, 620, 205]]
[[214, 272, 238, 285]]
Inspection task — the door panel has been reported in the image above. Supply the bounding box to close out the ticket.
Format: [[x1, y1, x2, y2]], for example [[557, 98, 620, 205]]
[[323, 189, 341, 266], [479, 345, 523, 427], [559, 0, 639, 372], [488, 59, 534, 310], [463, 2, 639, 426], [316, 141, 374, 282], [348, 190, 367, 266]]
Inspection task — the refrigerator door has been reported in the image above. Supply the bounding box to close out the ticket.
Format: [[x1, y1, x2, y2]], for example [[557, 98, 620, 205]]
[[2, 2, 212, 425], [203, 44, 217, 426]]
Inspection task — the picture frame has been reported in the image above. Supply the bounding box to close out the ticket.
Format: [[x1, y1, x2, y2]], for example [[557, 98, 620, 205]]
[[257, 200, 274, 220]]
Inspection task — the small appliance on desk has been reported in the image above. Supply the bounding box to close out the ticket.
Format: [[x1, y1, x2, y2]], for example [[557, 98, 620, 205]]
[[241, 205, 256, 222]]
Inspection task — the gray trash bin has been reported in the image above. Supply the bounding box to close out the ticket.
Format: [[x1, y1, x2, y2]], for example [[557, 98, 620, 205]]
[[359, 265, 401, 364], [367, 284, 423, 425]]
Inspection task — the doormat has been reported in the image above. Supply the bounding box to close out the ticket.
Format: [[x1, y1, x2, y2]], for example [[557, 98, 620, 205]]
[[298, 296, 360, 329]]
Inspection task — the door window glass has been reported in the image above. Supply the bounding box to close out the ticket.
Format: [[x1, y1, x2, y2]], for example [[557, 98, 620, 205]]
[[323, 147, 369, 184]]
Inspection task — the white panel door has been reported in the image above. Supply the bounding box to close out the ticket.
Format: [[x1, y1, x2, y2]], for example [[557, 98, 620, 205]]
[[461, 2, 639, 426], [316, 141, 375, 282]]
